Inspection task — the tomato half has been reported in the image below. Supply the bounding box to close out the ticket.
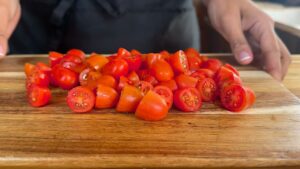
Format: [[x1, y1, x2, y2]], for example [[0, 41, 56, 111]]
[[122, 53, 142, 72], [24, 63, 36, 77], [67, 86, 95, 113], [86, 54, 109, 71], [102, 59, 129, 79], [175, 74, 198, 89], [51, 64, 79, 90], [97, 75, 117, 89], [192, 69, 215, 79], [117, 76, 132, 92], [117, 47, 131, 58], [215, 66, 242, 89], [135, 90, 169, 121], [27, 68, 50, 88], [135, 81, 153, 95], [131, 49, 142, 56], [95, 84, 119, 109], [49, 51, 63, 67], [245, 86, 256, 108], [196, 78, 217, 102], [173, 87, 202, 112], [224, 63, 240, 76], [67, 49, 85, 60], [201, 58, 222, 73], [185, 48, 202, 71], [153, 85, 173, 109], [116, 85, 143, 113], [145, 53, 163, 68], [220, 84, 249, 112], [151, 59, 174, 82], [127, 71, 140, 85], [169, 50, 189, 74], [27, 85, 51, 107], [160, 50, 170, 60], [60, 54, 86, 73], [158, 79, 178, 92]]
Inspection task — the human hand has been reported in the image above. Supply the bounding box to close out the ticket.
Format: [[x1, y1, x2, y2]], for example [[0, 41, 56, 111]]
[[0, 0, 20, 58], [203, 0, 291, 81]]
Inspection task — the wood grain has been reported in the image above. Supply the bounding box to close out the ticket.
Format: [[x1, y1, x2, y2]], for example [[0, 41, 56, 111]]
[[0, 55, 299, 169]]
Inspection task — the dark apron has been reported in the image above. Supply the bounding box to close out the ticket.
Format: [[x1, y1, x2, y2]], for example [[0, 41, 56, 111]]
[[9, 0, 200, 54]]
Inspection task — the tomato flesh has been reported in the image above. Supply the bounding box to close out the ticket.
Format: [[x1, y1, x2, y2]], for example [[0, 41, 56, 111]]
[[173, 88, 202, 112], [196, 78, 217, 102], [153, 85, 173, 109], [67, 86, 95, 113], [220, 84, 247, 112]]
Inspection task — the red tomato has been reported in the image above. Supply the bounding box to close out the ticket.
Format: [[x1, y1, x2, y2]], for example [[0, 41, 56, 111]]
[[116, 85, 143, 113], [135, 90, 169, 121], [131, 49, 142, 56], [27, 85, 51, 107], [27, 69, 50, 88], [224, 63, 240, 76], [61, 54, 86, 73], [67, 86, 95, 113], [169, 50, 189, 74], [102, 59, 129, 79], [145, 53, 163, 68], [24, 63, 36, 77], [51, 65, 79, 90], [215, 66, 242, 89], [123, 54, 142, 72], [135, 81, 153, 95], [196, 78, 217, 102], [67, 49, 85, 60], [220, 84, 248, 112], [151, 59, 174, 82], [192, 69, 215, 79], [85, 71, 102, 90], [127, 71, 140, 85], [117, 76, 132, 92], [153, 85, 173, 109], [158, 79, 178, 92], [185, 48, 202, 71], [86, 54, 109, 71], [117, 47, 131, 58], [245, 87, 256, 108], [97, 75, 117, 89], [36, 62, 52, 73], [160, 50, 170, 60], [201, 58, 222, 73], [79, 68, 91, 87], [49, 51, 63, 67], [175, 74, 198, 89], [173, 87, 202, 112], [95, 84, 119, 109], [143, 75, 158, 86]]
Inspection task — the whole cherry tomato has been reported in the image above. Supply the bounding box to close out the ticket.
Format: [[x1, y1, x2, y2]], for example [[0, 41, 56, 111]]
[[60, 54, 86, 73], [67, 49, 85, 60], [51, 64, 79, 90], [116, 85, 143, 113]]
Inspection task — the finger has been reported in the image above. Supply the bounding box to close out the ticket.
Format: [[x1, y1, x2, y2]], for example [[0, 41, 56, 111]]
[[6, 4, 21, 38], [216, 10, 253, 65], [277, 37, 291, 80], [0, 5, 10, 57]]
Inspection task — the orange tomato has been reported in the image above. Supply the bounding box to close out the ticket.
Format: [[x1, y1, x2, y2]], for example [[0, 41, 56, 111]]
[[116, 85, 143, 113], [95, 84, 119, 109]]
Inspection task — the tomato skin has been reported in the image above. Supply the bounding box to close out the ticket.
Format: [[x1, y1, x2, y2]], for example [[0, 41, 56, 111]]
[[192, 69, 215, 79], [27, 85, 51, 107], [127, 71, 140, 85], [86, 54, 109, 71], [52, 65, 79, 90], [175, 74, 198, 89], [145, 53, 163, 68], [215, 66, 242, 90], [169, 50, 189, 74], [173, 87, 202, 112], [97, 75, 117, 89], [245, 87, 256, 108], [196, 78, 217, 102], [121, 53, 142, 72], [117, 47, 131, 58], [49, 51, 64, 67], [67, 49, 85, 60], [135, 81, 153, 96], [201, 58, 222, 73], [60, 54, 86, 73], [153, 85, 173, 109], [95, 84, 119, 109], [131, 49, 142, 56], [224, 63, 239, 76], [220, 84, 248, 112], [102, 59, 129, 80], [143, 75, 158, 86], [116, 85, 143, 113], [24, 63, 36, 77], [135, 90, 169, 121], [27, 68, 51, 88], [158, 79, 178, 92], [160, 50, 170, 60], [117, 76, 132, 92], [185, 48, 202, 71], [151, 59, 174, 82]]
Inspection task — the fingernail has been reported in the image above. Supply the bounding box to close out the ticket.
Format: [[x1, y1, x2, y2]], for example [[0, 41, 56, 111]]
[[0, 45, 4, 57], [239, 51, 252, 64]]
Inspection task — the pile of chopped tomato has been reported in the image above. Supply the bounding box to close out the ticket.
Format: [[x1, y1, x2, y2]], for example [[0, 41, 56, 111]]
[[24, 48, 255, 121]]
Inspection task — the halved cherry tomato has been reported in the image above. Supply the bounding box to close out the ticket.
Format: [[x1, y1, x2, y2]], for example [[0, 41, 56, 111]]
[[127, 71, 140, 85], [24, 63, 36, 77], [60, 54, 86, 73], [49, 51, 63, 67], [175, 74, 198, 89], [27, 69, 50, 88], [201, 58, 222, 73], [169, 50, 189, 74], [158, 79, 178, 92], [220, 84, 247, 112], [196, 78, 217, 102], [67, 49, 85, 60], [145, 53, 163, 68], [85, 71, 102, 90], [173, 87, 202, 112], [79, 68, 91, 87], [135, 81, 153, 95], [215, 66, 242, 89], [102, 59, 129, 79], [245, 87, 256, 108], [97, 75, 117, 89], [192, 69, 215, 79], [151, 59, 174, 82], [117, 76, 132, 92], [135, 90, 168, 121], [95, 84, 119, 109], [118, 48, 142, 72], [36, 62, 52, 73], [117, 47, 131, 58], [67, 86, 95, 113], [51, 64, 79, 90], [86, 54, 109, 71], [224, 63, 239, 76], [131, 49, 141, 56], [160, 50, 170, 60], [27, 85, 51, 107], [153, 85, 173, 109], [116, 85, 143, 113], [143, 75, 158, 86], [185, 48, 202, 71]]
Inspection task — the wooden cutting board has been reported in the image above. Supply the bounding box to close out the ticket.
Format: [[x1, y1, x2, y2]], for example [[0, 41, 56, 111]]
[[0, 55, 299, 169]]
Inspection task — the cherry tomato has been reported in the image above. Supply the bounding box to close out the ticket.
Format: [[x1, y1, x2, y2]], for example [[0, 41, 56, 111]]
[[127, 71, 140, 85], [196, 78, 217, 102], [169, 50, 189, 74], [117, 47, 131, 58], [135, 90, 168, 121], [135, 81, 153, 95], [67, 49, 85, 60], [151, 59, 174, 82], [49, 51, 63, 67], [245, 87, 256, 108], [215, 66, 242, 89], [85, 71, 102, 90], [27, 85, 51, 107], [27, 69, 50, 88], [158, 79, 178, 92], [79, 68, 92, 87], [192, 69, 215, 79], [61, 54, 86, 73], [145, 53, 163, 68], [116, 85, 143, 113], [67, 86, 95, 113], [201, 58, 222, 73], [185, 48, 202, 71], [95, 84, 119, 109], [175, 74, 198, 89], [97, 75, 117, 89], [224, 63, 240, 76], [173, 87, 202, 112], [131, 49, 141, 56], [220, 84, 247, 112], [51, 65, 79, 90], [123, 54, 142, 72], [143, 75, 158, 86], [160, 50, 170, 60], [153, 85, 173, 109], [36, 62, 52, 73], [102, 59, 129, 79], [24, 63, 35, 77], [86, 54, 109, 71], [117, 76, 132, 92]]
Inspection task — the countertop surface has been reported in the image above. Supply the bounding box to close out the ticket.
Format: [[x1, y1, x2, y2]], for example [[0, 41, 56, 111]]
[[0, 54, 299, 169]]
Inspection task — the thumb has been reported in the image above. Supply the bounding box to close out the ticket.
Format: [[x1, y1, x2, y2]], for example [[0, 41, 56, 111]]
[[0, 35, 8, 58]]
